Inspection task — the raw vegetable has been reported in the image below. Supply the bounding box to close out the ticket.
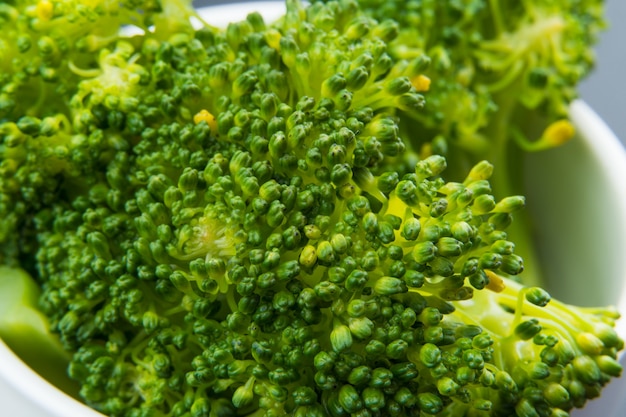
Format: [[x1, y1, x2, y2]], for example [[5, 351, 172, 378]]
[[0, 1, 621, 416]]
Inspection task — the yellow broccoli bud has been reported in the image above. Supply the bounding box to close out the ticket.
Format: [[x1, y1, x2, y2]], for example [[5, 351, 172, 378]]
[[411, 74, 431, 92], [543, 119, 575, 147], [514, 119, 575, 151], [193, 109, 218, 133], [36, 0, 54, 21]]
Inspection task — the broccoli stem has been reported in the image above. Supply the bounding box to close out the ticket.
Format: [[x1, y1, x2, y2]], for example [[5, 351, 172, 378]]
[[483, 90, 544, 288]]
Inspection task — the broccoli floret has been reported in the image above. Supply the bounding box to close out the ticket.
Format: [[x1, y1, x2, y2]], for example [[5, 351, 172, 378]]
[[353, 0, 605, 155], [0, 1, 622, 417], [348, 0, 607, 289], [0, 0, 215, 264]]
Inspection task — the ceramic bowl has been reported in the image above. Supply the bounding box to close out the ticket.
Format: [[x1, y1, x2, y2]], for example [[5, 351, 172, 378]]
[[1, 2, 625, 416]]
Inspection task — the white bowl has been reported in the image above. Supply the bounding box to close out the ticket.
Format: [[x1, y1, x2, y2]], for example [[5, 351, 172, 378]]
[[524, 100, 626, 417], [1, 2, 625, 416]]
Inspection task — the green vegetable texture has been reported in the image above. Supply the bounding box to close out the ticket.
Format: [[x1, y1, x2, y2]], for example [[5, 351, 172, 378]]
[[349, 0, 607, 287], [0, 1, 622, 417]]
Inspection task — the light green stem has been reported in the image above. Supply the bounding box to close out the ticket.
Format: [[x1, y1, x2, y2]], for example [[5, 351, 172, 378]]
[[484, 91, 544, 288]]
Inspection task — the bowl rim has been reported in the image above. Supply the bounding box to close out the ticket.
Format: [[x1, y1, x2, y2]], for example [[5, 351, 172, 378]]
[[0, 338, 103, 417], [568, 100, 626, 339]]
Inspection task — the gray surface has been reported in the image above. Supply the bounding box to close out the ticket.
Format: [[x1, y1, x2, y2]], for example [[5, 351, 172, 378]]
[[580, 0, 626, 145]]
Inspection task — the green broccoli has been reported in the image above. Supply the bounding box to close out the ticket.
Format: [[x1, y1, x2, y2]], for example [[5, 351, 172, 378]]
[[345, 0, 607, 289], [0, 0, 214, 266], [352, 0, 605, 159], [0, 1, 622, 417]]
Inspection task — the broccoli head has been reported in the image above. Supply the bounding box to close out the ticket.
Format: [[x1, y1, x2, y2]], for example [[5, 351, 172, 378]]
[[0, 1, 622, 417]]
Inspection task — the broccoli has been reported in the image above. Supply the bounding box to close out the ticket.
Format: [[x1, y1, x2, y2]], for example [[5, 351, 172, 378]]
[[342, 0, 607, 289], [0, 1, 622, 417], [352, 0, 605, 161], [0, 0, 213, 266]]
